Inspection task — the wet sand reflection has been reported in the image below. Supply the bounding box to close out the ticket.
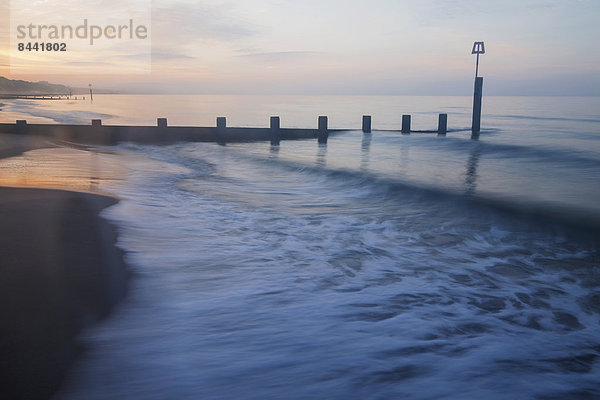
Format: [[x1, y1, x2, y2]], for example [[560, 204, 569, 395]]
[[0, 147, 129, 194]]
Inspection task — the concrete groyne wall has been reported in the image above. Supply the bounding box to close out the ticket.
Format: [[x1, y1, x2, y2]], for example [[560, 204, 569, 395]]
[[0, 119, 347, 146], [0, 112, 457, 146]]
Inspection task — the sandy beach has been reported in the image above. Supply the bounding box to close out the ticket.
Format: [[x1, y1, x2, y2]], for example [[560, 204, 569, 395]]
[[0, 136, 129, 399]]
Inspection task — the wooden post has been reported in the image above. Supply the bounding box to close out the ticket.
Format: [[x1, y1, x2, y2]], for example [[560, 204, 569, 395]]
[[401, 115, 411, 134], [216, 117, 226, 129], [318, 116, 328, 144], [472, 77, 483, 133], [270, 116, 281, 145], [91, 119, 102, 127], [362, 115, 371, 133], [437, 114, 448, 136], [157, 118, 167, 128]]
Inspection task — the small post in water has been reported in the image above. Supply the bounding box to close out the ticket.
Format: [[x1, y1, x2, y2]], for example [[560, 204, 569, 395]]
[[318, 116, 328, 144], [157, 118, 168, 128], [270, 116, 281, 145], [401, 115, 411, 134], [91, 119, 102, 127], [362, 115, 372, 133], [216, 117, 226, 129], [437, 113, 448, 136]]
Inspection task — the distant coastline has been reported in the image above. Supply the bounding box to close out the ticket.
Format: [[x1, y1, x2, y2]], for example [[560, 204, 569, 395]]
[[0, 76, 117, 96]]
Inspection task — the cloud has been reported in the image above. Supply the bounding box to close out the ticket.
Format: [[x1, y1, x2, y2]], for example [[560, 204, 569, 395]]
[[152, 1, 258, 44], [151, 51, 196, 60], [235, 51, 321, 62], [66, 61, 116, 66], [116, 51, 194, 60]]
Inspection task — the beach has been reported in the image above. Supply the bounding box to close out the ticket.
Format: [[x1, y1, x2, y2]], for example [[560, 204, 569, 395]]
[[0, 136, 129, 400], [1, 0, 598, 396]]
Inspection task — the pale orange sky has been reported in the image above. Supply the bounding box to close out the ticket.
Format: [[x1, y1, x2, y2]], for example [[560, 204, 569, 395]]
[[1, 0, 599, 95]]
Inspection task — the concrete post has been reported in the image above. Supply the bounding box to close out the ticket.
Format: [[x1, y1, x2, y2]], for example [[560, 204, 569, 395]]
[[157, 118, 167, 128], [270, 116, 281, 145], [91, 119, 102, 127], [438, 114, 448, 136], [318, 116, 328, 144], [401, 115, 411, 134], [362, 115, 372, 133], [472, 77, 483, 133]]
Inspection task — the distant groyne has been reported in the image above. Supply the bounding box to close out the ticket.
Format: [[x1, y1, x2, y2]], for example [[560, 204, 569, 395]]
[[0, 94, 80, 100]]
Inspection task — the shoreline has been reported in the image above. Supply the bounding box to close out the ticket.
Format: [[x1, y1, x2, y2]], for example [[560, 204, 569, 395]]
[[0, 187, 129, 400], [0, 136, 129, 399]]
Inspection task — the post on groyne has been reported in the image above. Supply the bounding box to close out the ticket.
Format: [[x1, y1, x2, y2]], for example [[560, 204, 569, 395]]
[[216, 117, 226, 142], [362, 115, 372, 133], [270, 116, 281, 145], [471, 41, 485, 134], [401, 115, 411, 134], [438, 113, 448, 136], [318, 116, 328, 144]]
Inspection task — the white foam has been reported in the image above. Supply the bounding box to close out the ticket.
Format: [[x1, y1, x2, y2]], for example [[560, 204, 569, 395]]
[[59, 142, 600, 399]]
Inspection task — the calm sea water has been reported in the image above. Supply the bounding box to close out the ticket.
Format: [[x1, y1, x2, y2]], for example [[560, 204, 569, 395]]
[[2, 95, 600, 399]]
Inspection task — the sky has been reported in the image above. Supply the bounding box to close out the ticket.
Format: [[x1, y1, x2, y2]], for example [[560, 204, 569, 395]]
[[1, 0, 599, 95]]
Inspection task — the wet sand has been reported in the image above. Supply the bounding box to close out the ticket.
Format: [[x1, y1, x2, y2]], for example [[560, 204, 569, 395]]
[[0, 136, 129, 399]]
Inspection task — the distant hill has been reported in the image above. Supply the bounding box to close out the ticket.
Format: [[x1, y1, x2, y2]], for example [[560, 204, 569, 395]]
[[0, 76, 72, 94], [0, 77, 117, 95]]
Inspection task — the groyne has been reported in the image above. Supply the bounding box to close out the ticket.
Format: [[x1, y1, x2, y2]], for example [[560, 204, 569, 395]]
[[0, 113, 456, 146]]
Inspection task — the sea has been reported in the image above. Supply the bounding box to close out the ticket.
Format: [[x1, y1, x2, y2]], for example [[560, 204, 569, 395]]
[[1, 95, 600, 399]]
